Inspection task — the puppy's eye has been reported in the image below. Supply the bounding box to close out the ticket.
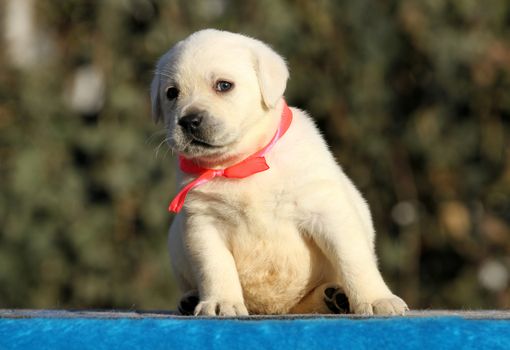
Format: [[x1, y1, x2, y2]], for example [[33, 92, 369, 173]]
[[166, 87, 179, 100], [215, 81, 233, 92]]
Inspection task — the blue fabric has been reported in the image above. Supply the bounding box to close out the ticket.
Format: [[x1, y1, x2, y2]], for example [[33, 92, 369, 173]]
[[1, 317, 509, 350]]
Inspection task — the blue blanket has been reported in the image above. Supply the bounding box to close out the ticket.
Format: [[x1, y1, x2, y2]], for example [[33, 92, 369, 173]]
[[1, 316, 509, 349]]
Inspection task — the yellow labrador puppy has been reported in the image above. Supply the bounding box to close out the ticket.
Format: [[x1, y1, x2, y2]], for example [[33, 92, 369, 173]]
[[151, 29, 408, 316]]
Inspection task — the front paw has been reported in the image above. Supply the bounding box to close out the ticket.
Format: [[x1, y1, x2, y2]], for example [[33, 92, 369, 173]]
[[351, 295, 408, 316], [194, 299, 249, 316]]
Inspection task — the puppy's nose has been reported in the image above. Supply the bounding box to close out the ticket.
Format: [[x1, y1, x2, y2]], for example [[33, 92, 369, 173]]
[[178, 114, 203, 131]]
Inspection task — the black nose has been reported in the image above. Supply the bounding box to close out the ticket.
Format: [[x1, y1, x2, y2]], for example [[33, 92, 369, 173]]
[[178, 114, 203, 131]]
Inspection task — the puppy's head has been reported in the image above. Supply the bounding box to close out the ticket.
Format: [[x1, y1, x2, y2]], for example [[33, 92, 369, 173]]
[[151, 29, 288, 161]]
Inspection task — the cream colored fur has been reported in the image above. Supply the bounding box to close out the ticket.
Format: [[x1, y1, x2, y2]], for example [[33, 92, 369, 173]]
[[151, 29, 408, 316]]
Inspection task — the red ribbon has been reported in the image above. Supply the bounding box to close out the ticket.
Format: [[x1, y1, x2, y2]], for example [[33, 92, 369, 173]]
[[168, 101, 293, 213]]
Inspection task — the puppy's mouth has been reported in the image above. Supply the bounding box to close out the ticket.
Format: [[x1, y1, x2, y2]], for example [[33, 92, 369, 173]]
[[169, 125, 237, 159], [189, 136, 225, 149], [177, 135, 238, 159]]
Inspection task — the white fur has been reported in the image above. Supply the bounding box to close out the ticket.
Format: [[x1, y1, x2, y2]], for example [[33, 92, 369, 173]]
[[152, 29, 408, 315]]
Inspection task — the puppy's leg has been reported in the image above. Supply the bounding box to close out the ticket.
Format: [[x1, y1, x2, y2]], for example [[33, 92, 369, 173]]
[[298, 182, 408, 316], [183, 216, 248, 316], [290, 283, 349, 314]]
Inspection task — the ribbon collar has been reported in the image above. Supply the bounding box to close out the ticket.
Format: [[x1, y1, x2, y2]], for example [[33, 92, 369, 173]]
[[168, 101, 293, 213]]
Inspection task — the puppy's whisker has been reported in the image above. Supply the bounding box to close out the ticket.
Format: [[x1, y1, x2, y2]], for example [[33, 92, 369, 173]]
[[163, 144, 173, 159], [155, 71, 174, 79], [182, 138, 195, 151], [152, 67, 172, 74], [158, 67, 175, 74], [145, 130, 167, 145], [154, 137, 173, 159]]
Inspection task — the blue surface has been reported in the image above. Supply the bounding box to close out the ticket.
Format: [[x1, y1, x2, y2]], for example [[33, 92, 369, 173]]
[[1, 317, 510, 350]]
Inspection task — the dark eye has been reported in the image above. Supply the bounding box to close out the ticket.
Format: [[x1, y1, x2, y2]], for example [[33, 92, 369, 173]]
[[215, 81, 233, 92], [166, 87, 179, 100]]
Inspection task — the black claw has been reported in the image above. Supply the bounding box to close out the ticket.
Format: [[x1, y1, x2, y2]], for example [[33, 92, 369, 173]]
[[178, 294, 199, 315], [324, 287, 350, 314], [325, 299, 341, 313], [324, 287, 336, 299], [335, 293, 350, 312], [187, 295, 199, 305]]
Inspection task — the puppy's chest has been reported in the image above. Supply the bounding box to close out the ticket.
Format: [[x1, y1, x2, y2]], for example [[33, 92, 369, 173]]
[[187, 176, 296, 230]]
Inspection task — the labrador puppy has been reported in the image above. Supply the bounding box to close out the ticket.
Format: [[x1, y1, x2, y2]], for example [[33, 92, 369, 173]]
[[151, 29, 408, 316]]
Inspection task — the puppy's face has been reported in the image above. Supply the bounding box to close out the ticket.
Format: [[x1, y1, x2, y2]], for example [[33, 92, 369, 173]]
[[151, 29, 288, 161]]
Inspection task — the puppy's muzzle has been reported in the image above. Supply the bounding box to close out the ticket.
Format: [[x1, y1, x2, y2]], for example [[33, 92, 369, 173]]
[[178, 113, 204, 134], [177, 111, 224, 148]]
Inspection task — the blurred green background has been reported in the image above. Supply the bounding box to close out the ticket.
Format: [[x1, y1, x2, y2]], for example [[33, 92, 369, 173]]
[[1, 0, 509, 311]]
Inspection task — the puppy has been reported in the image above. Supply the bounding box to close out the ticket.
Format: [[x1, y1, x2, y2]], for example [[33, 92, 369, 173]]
[[151, 29, 408, 316]]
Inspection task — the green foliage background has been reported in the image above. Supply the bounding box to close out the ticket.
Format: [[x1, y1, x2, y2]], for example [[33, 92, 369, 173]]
[[1, 0, 509, 310]]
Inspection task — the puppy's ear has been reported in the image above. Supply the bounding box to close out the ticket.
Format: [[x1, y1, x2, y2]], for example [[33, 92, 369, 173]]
[[150, 72, 162, 123], [150, 41, 184, 123], [252, 42, 289, 109]]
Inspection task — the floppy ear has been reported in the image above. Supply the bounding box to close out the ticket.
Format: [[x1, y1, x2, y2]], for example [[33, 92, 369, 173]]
[[150, 72, 162, 123], [150, 41, 184, 123], [252, 42, 289, 109]]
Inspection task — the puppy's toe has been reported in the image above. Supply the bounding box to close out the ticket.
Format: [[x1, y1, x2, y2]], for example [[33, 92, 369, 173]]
[[323, 285, 350, 314], [194, 300, 217, 316], [177, 291, 199, 315], [351, 295, 408, 316], [194, 300, 248, 316], [372, 295, 409, 316], [351, 302, 374, 315]]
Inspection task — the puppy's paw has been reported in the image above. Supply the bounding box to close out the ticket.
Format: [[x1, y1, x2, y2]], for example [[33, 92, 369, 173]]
[[351, 295, 408, 316], [323, 285, 350, 314], [194, 299, 249, 316], [372, 295, 409, 315]]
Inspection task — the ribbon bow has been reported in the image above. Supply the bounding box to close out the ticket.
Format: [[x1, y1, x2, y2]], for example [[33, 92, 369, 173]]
[[169, 101, 293, 213]]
